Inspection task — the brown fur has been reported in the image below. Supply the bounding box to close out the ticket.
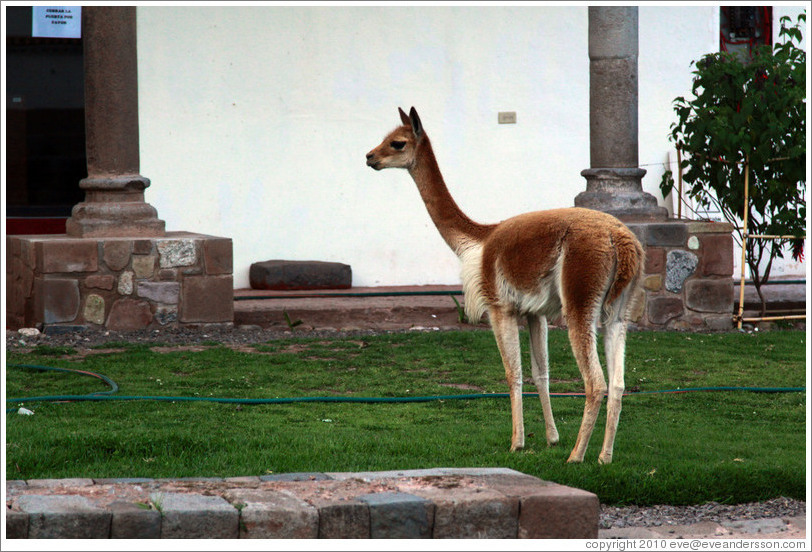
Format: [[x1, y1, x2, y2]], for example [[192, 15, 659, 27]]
[[367, 107, 644, 463]]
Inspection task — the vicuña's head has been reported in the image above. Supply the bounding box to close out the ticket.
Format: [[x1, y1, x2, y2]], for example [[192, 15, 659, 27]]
[[366, 107, 425, 171]]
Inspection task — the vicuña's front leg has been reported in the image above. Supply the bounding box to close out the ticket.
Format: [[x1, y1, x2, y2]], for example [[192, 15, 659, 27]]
[[489, 307, 524, 452], [527, 315, 559, 447]]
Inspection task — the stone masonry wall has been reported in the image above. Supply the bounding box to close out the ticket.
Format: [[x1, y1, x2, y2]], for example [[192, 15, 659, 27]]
[[6, 232, 233, 332], [625, 221, 735, 331]]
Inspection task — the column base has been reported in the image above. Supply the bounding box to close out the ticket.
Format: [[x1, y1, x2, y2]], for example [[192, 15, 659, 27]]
[[575, 168, 668, 222]]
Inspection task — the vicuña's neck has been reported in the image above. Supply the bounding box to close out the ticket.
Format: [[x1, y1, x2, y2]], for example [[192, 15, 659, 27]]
[[408, 137, 493, 253]]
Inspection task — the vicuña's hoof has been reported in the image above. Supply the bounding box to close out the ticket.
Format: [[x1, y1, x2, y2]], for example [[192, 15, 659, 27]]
[[598, 454, 613, 465]]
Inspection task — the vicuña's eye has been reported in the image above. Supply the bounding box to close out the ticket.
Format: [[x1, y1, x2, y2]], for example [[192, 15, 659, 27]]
[[390, 141, 407, 150]]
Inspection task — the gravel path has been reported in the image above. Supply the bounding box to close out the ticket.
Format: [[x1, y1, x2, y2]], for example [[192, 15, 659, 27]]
[[7, 327, 806, 531]]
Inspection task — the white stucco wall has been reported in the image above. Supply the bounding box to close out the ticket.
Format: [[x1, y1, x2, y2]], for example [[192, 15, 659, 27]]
[[137, 5, 806, 289]]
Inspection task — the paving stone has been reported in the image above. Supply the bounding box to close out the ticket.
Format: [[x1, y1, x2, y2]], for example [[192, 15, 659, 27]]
[[224, 488, 318, 538], [152, 492, 238, 539], [517, 484, 599, 539], [5, 509, 29, 538], [103, 240, 133, 271], [259, 472, 331, 482], [358, 492, 433, 538], [665, 249, 698, 292], [15, 494, 111, 539], [311, 499, 370, 538], [249, 260, 352, 291], [93, 478, 155, 485], [109, 500, 161, 539], [408, 486, 518, 538], [26, 478, 95, 488]]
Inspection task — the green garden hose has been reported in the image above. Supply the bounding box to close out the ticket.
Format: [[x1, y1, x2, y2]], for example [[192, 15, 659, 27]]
[[6, 364, 805, 414]]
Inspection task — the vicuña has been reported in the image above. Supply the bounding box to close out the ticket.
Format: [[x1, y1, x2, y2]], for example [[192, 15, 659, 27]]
[[366, 107, 644, 463]]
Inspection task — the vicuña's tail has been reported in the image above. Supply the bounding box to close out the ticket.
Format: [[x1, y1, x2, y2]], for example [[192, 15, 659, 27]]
[[605, 228, 644, 311]]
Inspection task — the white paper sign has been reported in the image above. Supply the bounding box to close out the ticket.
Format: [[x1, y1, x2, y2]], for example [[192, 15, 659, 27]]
[[32, 6, 82, 39]]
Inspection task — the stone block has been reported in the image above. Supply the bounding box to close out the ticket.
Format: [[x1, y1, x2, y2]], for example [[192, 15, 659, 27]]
[[250, 260, 352, 291], [5, 509, 28, 538], [107, 298, 153, 331], [158, 239, 197, 268], [154, 306, 178, 326], [314, 500, 370, 538], [118, 271, 134, 295], [647, 296, 684, 325], [103, 240, 132, 271], [84, 294, 106, 325], [15, 494, 111, 539], [665, 250, 698, 292], [259, 472, 332, 482], [85, 274, 115, 290], [685, 279, 734, 313], [132, 255, 156, 278], [517, 485, 599, 539], [133, 239, 154, 255], [645, 247, 665, 274], [36, 278, 80, 324], [646, 223, 687, 247], [698, 234, 734, 277], [38, 239, 98, 273], [223, 489, 318, 538], [204, 238, 233, 275], [643, 274, 662, 291], [109, 501, 161, 539], [137, 281, 180, 304], [409, 486, 518, 538], [180, 275, 233, 323], [358, 492, 433, 538], [152, 492, 238, 539]]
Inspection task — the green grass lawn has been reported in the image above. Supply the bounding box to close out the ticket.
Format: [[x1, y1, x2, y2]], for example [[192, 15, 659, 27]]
[[5, 329, 807, 506]]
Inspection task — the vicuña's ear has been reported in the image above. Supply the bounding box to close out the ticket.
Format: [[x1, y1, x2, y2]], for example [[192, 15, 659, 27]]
[[409, 107, 423, 138], [398, 107, 410, 126]]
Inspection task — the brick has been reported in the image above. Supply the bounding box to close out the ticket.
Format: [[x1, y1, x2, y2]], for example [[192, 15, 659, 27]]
[[358, 492, 433, 538], [180, 275, 233, 323], [103, 240, 133, 271], [645, 223, 687, 247], [698, 234, 734, 277], [5, 509, 28, 538], [665, 250, 698, 292], [35, 278, 80, 323], [109, 501, 161, 539], [204, 238, 233, 275], [647, 296, 684, 325], [38, 239, 99, 273], [132, 255, 157, 278], [137, 282, 180, 304], [107, 298, 153, 331], [249, 260, 351, 291], [408, 486, 518, 538], [152, 492, 238, 539], [223, 489, 318, 538], [85, 274, 116, 290], [15, 494, 111, 539], [518, 484, 599, 539], [685, 279, 734, 313], [312, 500, 370, 538], [645, 247, 665, 274]]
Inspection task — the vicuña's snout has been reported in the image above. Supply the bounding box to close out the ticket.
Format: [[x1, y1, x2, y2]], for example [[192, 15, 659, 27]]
[[366, 152, 381, 170]]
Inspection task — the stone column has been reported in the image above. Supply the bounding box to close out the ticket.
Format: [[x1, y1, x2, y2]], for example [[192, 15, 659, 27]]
[[66, 6, 165, 238], [574, 6, 667, 221]]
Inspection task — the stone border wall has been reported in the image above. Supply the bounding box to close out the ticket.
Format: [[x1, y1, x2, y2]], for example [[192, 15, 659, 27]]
[[6, 232, 233, 332], [626, 220, 734, 331]]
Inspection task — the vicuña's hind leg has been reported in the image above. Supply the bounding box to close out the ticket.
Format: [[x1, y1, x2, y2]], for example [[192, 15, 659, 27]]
[[598, 319, 627, 464], [566, 319, 606, 463], [490, 307, 525, 452], [527, 315, 559, 446]]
